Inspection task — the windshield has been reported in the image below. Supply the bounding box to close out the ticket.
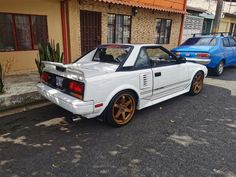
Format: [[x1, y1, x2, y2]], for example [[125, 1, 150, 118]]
[[181, 37, 217, 46], [93, 45, 132, 64]]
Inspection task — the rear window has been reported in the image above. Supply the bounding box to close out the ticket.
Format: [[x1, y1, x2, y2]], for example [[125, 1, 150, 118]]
[[181, 37, 217, 46], [93, 45, 132, 64]]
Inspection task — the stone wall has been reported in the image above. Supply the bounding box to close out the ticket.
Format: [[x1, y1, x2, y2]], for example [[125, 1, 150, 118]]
[[69, 0, 182, 61]]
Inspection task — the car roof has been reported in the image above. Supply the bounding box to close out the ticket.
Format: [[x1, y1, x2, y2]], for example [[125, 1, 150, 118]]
[[189, 35, 235, 39], [190, 35, 219, 38], [99, 43, 162, 48]]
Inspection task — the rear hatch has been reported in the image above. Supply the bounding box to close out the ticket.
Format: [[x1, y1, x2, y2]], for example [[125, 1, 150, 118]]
[[172, 36, 217, 58], [41, 61, 118, 100], [43, 61, 118, 79], [172, 46, 213, 58]]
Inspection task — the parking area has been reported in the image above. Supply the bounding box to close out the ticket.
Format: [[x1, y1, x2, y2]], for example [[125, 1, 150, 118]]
[[0, 66, 236, 177]]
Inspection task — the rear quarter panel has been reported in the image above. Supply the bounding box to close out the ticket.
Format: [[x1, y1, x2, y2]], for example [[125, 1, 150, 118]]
[[187, 62, 208, 79], [83, 71, 142, 115]]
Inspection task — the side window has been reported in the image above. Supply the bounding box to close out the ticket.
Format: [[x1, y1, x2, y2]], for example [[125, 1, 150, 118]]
[[107, 14, 131, 43], [146, 47, 176, 67], [0, 13, 48, 51], [229, 37, 236, 47], [223, 38, 230, 47], [156, 19, 172, 44], [135, 48, 151, 69]]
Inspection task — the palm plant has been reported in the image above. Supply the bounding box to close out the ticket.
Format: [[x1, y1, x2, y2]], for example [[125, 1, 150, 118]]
[[35, 40, 64, 75], [0, 63, 4, 93]]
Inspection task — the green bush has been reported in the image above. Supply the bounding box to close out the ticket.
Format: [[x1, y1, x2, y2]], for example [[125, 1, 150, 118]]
[[0, 63, 4, 94], [35, 40, 64, 75]]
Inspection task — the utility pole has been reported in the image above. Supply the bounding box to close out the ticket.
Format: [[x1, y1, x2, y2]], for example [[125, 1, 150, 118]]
[[229, 0, 232, 13], [212, 0, 224, 33]]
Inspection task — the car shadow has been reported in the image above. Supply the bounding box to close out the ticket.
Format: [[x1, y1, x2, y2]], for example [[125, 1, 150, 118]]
[[0, 84, 236, 177], [207, 65, 236, 81]]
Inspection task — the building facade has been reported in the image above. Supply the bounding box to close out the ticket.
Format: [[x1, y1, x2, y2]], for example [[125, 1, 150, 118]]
[[219, 13, 236, 37], [182, 7, 205, 42], [0, 0, 186, 75], [0, 0, 63, 75], [186, 0, 236, 38]]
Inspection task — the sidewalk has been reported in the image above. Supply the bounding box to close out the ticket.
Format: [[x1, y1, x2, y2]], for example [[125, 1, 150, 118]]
[[0, 73, 45, 111]]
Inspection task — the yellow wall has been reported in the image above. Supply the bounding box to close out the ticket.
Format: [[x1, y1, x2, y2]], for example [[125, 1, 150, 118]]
[[68, 0, 81, 61], [219, 16, 236, 32], [0, 0, 63, 75]]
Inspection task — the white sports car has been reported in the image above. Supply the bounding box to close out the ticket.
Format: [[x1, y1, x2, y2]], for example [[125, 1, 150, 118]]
[[37, 44, 208, 126]]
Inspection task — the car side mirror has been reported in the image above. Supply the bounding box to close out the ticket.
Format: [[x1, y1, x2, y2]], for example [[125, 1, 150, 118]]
[[177, 56, 186, 64]]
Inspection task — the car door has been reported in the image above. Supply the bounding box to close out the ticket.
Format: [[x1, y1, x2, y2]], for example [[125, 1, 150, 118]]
[[222, 37, 234, 65], [145, 46, 190, 100], [229, 37, 236, 64]]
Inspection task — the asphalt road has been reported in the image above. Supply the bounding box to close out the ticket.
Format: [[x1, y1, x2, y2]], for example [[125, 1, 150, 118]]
[[0, 67, 236, 177]]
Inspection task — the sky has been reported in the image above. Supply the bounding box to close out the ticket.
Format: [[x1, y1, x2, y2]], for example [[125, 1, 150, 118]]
[[187, 0, 236, 15]]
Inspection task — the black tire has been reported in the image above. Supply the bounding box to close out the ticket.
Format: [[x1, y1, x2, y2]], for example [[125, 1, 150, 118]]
[[189, 71, 204, 96], [213, 61, 224, 76], [106, 91, 137, 127]]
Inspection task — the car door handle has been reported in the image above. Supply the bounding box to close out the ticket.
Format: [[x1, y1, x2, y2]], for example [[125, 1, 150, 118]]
[[155, 72, 161, 77]]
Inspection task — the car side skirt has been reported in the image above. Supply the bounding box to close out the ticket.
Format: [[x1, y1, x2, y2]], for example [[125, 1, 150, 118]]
[[138, 87, 190, 110]]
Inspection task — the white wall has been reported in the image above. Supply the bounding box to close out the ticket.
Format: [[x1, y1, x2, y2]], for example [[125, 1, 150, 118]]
[[187, 0, 236, 15]]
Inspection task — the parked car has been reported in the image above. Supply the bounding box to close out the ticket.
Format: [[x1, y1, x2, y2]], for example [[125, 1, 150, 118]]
[[37, 44, 207, 127], [172, 33, 236, 76]]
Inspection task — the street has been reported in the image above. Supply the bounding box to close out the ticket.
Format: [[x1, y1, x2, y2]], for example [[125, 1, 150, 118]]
[[0, 67, 236, 177]]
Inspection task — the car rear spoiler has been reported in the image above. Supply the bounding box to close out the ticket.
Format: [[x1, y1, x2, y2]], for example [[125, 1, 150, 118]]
[[42, 61, 85, 78]]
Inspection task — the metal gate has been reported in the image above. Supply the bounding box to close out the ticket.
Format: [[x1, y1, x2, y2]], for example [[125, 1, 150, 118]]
[[80, 10, 101, 54]]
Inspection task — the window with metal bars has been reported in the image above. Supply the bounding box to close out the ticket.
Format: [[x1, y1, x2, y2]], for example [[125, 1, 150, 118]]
[[156, 19, 172, 44], [0, 13, 48, 52], [107, 14, 131, 44]]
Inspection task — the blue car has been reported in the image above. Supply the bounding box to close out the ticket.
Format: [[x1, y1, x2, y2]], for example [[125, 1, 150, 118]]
[[172, 34, 236, 75]]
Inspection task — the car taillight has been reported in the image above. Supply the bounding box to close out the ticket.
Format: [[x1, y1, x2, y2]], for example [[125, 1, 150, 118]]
[[69, 81, 84, 99], [197, 53, 210, 59], [41, 72, 48, 83]]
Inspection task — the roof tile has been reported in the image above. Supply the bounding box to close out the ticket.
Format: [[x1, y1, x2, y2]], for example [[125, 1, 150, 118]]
[[95, 0, 186, 14]]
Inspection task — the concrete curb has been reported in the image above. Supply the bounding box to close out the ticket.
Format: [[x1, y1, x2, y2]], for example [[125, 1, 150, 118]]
[[0, 91, 45, 111], [0, 101, 52, 118]]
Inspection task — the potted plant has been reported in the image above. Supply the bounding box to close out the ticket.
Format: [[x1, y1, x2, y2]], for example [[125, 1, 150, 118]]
[[35, 40, 64, 75]]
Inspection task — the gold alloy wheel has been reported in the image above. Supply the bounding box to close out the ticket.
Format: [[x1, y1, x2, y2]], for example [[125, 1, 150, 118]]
[[112, 94, 136, 125], [193, 74, 204, 94]]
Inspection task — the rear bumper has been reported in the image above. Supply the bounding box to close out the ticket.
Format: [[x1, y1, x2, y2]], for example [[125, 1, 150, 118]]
[[186, 58, 211, 65], [37, 83, 94, 116]]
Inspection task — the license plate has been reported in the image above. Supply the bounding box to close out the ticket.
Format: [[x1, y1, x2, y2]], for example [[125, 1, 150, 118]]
[[185, 53, 191, 57], [56, 76, 64, 87]]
